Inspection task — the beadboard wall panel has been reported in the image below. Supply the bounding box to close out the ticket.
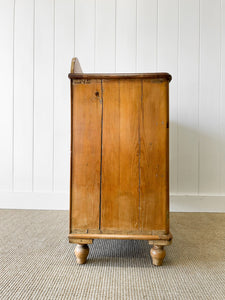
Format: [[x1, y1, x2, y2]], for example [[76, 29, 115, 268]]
[[0, 0, 225, 211], [116, 0, 137, 72], [0, 0, 14, 191], [199, 0, 221, 193], [33, 0, 54, 191], [75, 0, 95, 72], [177, 0, 199, 193], [54, 0, 74, 192], [13, 0, 34, 191], [137, 0, 157, 72], [157, 0, 179, 193], [95, 0, 116, 72], [221, 1, 225, 194]]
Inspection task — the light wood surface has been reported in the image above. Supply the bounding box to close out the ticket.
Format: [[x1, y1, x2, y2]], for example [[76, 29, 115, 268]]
[[71, 79, 102, 231], [100, 79, 120, 230], [70, 57, 83, 73], [68, 73, 171, 80], [69, 232, 172, 241], [140, 79, 169, 232], [69, 238, 93, 245], [150, 245, 166, 266], [74, 244, 89, 264], [101, 79, 141, 231], [69, 58, 172, 265]]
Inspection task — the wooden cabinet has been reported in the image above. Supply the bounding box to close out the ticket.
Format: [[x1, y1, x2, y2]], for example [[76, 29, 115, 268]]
[[68, 58, 172, 266]]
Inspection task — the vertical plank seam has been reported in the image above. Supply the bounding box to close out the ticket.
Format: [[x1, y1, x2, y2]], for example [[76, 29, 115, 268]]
[[197, 0, 201, 195], [69, 79, 73, 233], [177, 0, 180, 192], [139, 80, 143, 231], [118, 79, 121, 213], [115, 0, 117, 72], [12, 0, 16, 191], [167, 80, 170, 229], [99, 80, 104, 230], [52, 0, 55, 192], [32, 0, 35, 192]]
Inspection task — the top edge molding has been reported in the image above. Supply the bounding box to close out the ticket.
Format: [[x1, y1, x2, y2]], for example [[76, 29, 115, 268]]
[[68, 73, 172, 82]]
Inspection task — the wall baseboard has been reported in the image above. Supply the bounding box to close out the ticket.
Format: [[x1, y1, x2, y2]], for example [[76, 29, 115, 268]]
[[0, 192, 69, 210], [0, 192, 224, 212], [170, 194, 225, 212]]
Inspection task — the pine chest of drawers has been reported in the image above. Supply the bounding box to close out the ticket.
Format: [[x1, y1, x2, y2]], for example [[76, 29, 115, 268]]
[[68, 58, 172, 266]]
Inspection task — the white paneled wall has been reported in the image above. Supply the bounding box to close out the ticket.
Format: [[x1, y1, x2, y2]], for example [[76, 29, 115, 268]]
[[0, 0, 225, 211]]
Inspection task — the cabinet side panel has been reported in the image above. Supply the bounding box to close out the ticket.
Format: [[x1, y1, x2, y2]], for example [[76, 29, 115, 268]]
[[71, 80, 102, 231], [101, 79, 141, 231], [140, 80, 169, 232]]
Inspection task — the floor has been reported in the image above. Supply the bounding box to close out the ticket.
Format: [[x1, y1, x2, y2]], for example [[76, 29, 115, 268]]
[[0, 210, 224, 299]]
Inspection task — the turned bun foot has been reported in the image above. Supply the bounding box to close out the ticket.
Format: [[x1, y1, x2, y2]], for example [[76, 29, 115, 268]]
[[75, 244, 89, 264], [150, 245, 166, 266]]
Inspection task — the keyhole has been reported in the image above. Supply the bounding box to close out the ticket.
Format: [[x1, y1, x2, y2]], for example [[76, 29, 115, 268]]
[[95, 91, 99, 97]]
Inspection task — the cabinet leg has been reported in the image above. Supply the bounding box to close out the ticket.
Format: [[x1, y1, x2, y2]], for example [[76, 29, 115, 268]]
[[150, 245, 166, 266], [74, 244, 89, 265]]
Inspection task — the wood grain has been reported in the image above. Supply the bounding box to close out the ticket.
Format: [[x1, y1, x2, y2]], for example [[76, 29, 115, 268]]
[[71, 79, 102, 231], [140, 79, 169, 232], [150, 245, 166, 266], [69, 73, 172, 81], [70, 57, 82, 73], [74, 244, 89, 264], [69, 232, 173, 241], [101, 79, 141, 231], [69, 65, 172, 265]]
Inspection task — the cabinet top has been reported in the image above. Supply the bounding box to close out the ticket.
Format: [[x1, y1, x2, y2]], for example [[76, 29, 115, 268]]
[[68, 73, 172, 81], [68, 58, 172, 82]]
